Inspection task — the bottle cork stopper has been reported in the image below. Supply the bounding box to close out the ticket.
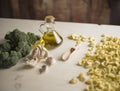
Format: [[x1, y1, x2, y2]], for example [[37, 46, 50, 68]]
[[45, 15, 55, 23]]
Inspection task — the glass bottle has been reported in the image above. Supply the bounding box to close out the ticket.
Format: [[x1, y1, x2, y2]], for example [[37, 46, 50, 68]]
[[39, 16, 63, 50]]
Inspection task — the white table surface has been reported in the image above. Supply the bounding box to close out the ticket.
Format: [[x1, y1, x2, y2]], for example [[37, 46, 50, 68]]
[[0, 18, 120, 91]]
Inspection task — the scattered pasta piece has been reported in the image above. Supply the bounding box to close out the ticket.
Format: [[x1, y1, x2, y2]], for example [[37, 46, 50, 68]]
[[77, 72, 86, 82], [69, 77, 79, 84], [68, 34, 87, 46]]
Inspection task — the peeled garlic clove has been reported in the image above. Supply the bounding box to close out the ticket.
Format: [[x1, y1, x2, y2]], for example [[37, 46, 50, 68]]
[[42, 49, 48, 58], [37, 45, 49, 59], [62, 47, 75, 61], [46, 57, 56, 66], [39, 65, 48, 74]]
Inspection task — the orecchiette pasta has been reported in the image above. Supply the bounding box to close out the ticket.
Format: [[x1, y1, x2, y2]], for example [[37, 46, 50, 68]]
[[69, 34, 120, 91]]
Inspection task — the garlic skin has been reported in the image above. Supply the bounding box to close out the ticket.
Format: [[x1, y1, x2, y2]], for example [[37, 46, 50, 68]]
[[45, 57, 56, 66], [25, 59, 38, 67]]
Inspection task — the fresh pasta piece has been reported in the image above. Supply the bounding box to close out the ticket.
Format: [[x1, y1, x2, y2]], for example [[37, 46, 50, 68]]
[[69, 77, 79, 84], [78, 72, 86, 82]]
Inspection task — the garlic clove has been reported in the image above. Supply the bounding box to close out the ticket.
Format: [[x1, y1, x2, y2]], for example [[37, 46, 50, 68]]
[[46, 57, 56, 66], [42, 49, 48, 58], [37, 45, 49, 59], [39, 65, 48, 74]]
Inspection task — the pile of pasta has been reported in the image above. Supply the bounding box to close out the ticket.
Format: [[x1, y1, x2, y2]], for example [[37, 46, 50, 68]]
[[69, 34, 120, 91]]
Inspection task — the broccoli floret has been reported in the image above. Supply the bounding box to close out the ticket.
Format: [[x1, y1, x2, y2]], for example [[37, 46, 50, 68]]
[[17, 51, 22, 59], [27, 32, 40, 45], [16, 41, 31, 57], [10, 51, 18, 57], [1, 51, 19, 68], [20, 44, 31, 57], [0, 51, 9, 61], [0, 42, 11, 52], [5, 29, 29, 42], [0, 52, 9, 68], [5, 29, 29, 48]]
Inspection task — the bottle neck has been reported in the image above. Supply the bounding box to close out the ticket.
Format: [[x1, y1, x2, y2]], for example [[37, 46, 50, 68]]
[[46, 22, 55, 32]]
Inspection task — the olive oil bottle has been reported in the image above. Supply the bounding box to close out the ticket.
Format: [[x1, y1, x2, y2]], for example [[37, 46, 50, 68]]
[[39, 16, 63, 50]]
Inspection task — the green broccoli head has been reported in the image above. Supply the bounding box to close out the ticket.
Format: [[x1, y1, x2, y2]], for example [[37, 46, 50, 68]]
[[0, 29, 40, 68]]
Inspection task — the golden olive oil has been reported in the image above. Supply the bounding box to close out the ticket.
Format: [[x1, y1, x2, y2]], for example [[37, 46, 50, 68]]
[[42, 31, 63, 50]]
